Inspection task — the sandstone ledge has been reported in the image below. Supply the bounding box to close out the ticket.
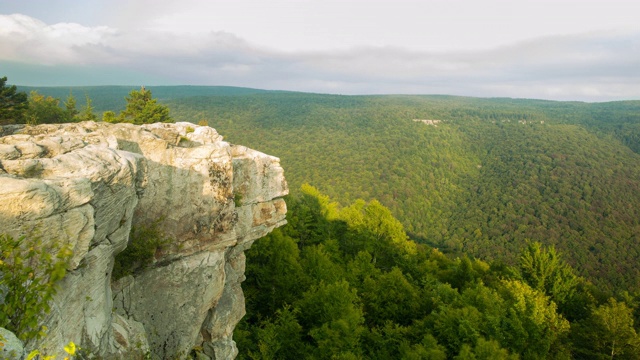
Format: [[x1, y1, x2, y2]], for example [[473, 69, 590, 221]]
[[0, 121, 288, 359]]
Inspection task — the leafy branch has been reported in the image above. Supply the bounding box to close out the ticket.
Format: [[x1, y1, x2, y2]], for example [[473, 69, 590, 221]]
[[0, 234, 72, 343]]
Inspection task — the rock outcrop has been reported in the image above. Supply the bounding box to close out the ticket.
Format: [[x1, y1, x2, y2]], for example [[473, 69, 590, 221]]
[[0, 122, 288, 359]]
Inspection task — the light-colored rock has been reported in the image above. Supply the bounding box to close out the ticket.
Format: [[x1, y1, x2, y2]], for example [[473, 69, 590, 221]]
[[201, 247, 246, 360], [113, 250, 227, 359], [0, 327, 24, 359], [0, 121, 287, 359], [111, 314, 149, 359]]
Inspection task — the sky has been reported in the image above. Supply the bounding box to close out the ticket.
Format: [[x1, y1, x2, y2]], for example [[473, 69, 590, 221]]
[[1, 0, 639, 101]]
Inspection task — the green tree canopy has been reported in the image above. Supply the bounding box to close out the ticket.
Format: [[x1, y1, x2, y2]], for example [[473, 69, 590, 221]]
[[236, 186, 620, 359], [0, 76, 28, 124], [517, 242, 581, 316], [102, 110, 117, 123], [25, 91, 67, 125], [77, 94, 97, 121], [64, 92, 78, 120], [573, 298, 640, 359], [117, 87, 172, 124], [296, 280, 365, 359], [498, 280, 570, 359]]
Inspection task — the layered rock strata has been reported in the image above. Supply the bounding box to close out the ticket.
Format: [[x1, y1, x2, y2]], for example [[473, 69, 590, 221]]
[[0, 122, 288, 359]]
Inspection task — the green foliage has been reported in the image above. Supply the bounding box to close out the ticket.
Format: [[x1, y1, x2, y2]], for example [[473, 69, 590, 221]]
[[248, 306, 307, 360], [16, 85, 270, 115], [26, 90, 98, 124], [16, 86, 640, 290], [233, 193, 243, 207], [13, 85, 640, 357], [237, 187, 585, 359], [1, 83, 98, 125], [516, 242, 586, 320], [25, 91, 68, 125], [112, 221, 170, 279], [339, 198, 416, 270], [0, 234, 72, 342], [300, 244, 344, 284], [498, 280, 570, 359], [76, 95, 97, 122], [162, 90, 640, 291], [64, 92, 78, 121], [62, 92, 96, 122], [472, 338, 519, 360], [296, 280, 365, 359], [243, 228, 306, 317], [116, 87, 172, 124], [102, 110, 117, 123], [431, 305, 483, 354], [361, 267, 422, 326], [0, 76, 28, 124], [572, 298, 640, 359]]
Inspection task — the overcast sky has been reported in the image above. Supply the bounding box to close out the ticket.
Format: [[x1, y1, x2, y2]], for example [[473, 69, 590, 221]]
[[1, 0, 639, 101]]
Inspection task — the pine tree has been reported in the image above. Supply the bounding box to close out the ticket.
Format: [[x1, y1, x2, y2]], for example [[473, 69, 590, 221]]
[[0, 76, 28, 124], [117, 86, 172, 124], [77, 95, 97, 121], [64, 92, 78, 121]]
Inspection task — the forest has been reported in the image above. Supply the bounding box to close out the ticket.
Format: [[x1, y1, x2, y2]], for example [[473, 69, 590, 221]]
[[235, 185, 639, 359], [10, 84, 640, 290], [163, 91, 640, 292], [5, 82, 640, 358]]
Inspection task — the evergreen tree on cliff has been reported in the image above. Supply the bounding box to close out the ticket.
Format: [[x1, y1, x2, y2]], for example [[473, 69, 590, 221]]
[[0, 76, 28, 124], [117, 86, 172, 124]]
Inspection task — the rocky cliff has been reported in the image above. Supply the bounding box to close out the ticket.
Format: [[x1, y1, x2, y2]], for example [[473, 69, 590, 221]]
[[0, 122, 288, 359]]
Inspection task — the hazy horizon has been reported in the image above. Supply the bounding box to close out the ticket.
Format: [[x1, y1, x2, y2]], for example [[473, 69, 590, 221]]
[[2, 0, 640, 102]]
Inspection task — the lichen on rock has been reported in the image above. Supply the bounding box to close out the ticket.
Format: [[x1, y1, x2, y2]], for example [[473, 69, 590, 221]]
[[0, 121, 288, 359]]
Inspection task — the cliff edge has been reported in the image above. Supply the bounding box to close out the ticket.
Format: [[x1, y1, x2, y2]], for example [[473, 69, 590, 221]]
[[0, 122, 288, 359]]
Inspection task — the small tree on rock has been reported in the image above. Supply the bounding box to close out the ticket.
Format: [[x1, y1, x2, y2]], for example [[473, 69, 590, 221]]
[[64, 92, 78, 121], [0, 76, 28, 124], [77, 95, 97, 121], [25, 91, 67, 125], [117, 86, 172, 124], [102, 110, 117, 123]]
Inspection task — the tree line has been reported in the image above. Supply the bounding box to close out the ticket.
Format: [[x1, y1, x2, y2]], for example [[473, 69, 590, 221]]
[[0, 76, 172, 125]]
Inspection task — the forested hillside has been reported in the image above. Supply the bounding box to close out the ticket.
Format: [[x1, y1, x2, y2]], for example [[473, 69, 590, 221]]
[[164, 91, 640, 291], [17, 86, 640, 291], [11, 85, 640, 358]]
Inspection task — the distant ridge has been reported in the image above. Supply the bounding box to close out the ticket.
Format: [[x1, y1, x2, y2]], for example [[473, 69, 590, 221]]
[[7, 84, 640, 289], [16, 85, 293, 112]]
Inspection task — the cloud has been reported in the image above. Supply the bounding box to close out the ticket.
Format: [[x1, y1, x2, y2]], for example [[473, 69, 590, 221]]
[[0, 14, 117, 64], [284, 32, 640, 100], [1, 14, 639, 101]]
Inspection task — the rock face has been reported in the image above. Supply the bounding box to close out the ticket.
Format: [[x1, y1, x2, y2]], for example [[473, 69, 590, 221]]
[[0, 122, 288, 359], [0, 327, 24, 359]]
